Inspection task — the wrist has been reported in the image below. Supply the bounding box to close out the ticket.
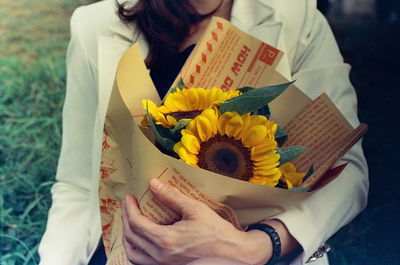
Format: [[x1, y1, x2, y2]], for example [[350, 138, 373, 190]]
[[246, 230, 274, 265], [229, 230, 273, 265]]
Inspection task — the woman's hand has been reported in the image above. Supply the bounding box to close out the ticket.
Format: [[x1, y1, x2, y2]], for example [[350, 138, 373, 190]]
[[122, 178, 272, 265]]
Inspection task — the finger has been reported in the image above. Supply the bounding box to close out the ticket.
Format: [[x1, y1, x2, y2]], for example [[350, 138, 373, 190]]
[[122, 235, 158, 265], [124, 195, 166, 240], [149, 178, 196, 216], [122, 197, 162, 245]]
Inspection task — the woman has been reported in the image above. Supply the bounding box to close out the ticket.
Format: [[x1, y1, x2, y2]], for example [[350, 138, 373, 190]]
[[38, 0, 369, 264]]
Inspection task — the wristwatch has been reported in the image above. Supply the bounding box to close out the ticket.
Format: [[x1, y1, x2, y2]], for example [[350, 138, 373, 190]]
[[246, 223, 281, 265]]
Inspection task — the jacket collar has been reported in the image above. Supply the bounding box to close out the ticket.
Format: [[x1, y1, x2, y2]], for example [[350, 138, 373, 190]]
[[230, 0, 276, 29]]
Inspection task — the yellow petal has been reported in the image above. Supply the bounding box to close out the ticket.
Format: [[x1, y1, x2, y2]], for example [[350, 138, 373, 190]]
[[230, 90, 241, 98], [186, 120, 200, 139], [253, 160, 280, 168], [155, 113, 172, 127], [196, 116, 213, 142], [173, 142, 198, 165], [225, 114, 243, 139], [185, 153, 199, 165], [207, 87, 219, 103], [158, 105, 169, 113], [181, 134, 200, 154], [282, 177, 294, 189], [279, 162, 305, 187], [237, 113, 251, 139], [286, 173, 305, 187], [251, 140, 278, 156], [249, 115, 268, 126], [255, 170, 282, 181], [166, 115, 178, 126], [265, 121, 278, 136], [251, 149, 278, 162], [249, 176, 279, 187], [253, 167, 280, 176], [197, 88, 207, 109], [218, 112, 235, 135], [165, 92, 188, 112], [185, 88, 200, 109], [216, 88, 227, 102], [181, 129, 194, 136], [201, 108, 219, 135], [242, 125, 267, 147], [240, 115, 268, 139], [280, 162, 297, 175], [173, 142, 185, 156], [142, 99, 158, 112]]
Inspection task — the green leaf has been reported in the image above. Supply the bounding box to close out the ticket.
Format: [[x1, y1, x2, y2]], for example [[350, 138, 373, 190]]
[[170, 120, 190, 137], [177, 77, 185, 89], [289, 187, 311, 192], [146, 103, 176, 151], [276, 146, 308, 165], [151, 118, 189, 144], [252, 104, 271, 118], [169, 87, 177, 93], [238, 86, 254, 93], [155, 124, 174, 138], [219, 81, 294, 115], [275, 126, 288, 146], [168, 78, 185, 94], [303, 165, 314, 182]]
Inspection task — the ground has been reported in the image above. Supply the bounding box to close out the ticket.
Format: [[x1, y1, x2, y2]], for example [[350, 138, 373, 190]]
[[1, 0, 399, 264]]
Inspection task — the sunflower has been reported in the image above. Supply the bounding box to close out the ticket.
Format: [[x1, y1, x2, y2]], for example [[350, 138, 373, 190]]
[[173, 108, 282, 187], [279, 162, 305, 188], [142, 87, 240, 128]]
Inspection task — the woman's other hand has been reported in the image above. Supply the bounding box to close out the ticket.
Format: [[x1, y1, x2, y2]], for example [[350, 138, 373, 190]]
[[122, 178, 272, 265]]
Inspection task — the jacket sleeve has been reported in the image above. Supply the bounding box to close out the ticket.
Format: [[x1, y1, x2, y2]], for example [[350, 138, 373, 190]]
[[269, 9, 369, 265], [38, 7, 98, 265]]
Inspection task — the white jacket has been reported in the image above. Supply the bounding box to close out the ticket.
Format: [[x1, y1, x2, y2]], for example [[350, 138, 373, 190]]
[[38, 0, 369, 264]]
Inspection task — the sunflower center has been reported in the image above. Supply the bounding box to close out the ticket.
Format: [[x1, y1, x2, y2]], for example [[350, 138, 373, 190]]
[[168, 110, 203, 121], [197, 135, 253, 181]]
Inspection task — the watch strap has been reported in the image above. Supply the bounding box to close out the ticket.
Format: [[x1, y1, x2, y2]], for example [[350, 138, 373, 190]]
[[246, 223, 281, 265]]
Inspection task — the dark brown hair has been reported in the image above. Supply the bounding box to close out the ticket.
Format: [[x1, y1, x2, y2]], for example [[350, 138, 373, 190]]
[[117, 0, 220, 68]]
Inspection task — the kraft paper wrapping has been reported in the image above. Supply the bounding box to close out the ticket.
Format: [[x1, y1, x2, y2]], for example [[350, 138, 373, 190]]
[[99, 17, 367, 264]]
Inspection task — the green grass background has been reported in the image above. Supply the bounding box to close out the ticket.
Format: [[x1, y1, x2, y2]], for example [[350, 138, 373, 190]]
[[0, 0, 95, 264], [1, 0, 399, 264]]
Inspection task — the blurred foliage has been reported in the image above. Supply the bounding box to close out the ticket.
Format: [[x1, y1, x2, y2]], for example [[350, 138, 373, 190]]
[[0, 0, 94, 62], [0, 55, 64, 265], [0, 0, 96, 264]]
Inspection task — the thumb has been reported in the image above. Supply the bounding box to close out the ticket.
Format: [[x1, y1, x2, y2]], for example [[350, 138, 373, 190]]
[[149, 178, 194, 216]]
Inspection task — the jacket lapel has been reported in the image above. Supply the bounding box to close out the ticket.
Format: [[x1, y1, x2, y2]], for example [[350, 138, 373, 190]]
[[97, 22, 152, 120], [91, 27, 152, 248], [231, 0, 282, 47]]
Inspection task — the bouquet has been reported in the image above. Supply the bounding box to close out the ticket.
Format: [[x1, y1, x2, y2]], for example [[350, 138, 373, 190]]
[[142, 83, 311, 190], [98, 17, 367, 264]]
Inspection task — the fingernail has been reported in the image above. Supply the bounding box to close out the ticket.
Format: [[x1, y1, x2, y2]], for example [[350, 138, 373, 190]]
[[150, 178, 162, 192]]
